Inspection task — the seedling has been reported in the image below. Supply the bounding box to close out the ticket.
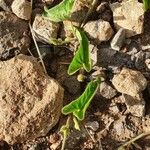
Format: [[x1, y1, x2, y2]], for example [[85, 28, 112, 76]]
[[68, 26, 92, 75], [43, 0, 100, 149], [62, 78, 100, 120]]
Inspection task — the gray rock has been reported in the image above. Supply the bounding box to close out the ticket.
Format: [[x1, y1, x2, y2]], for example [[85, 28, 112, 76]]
[[0, 54, 64, 144], [32, 14, 60, 43], [134, 51, 145, 70], [0, 11, 30, 59], [11, 0, 32, 20], [122, 94, 145, 117], [111, 28, 126, 51], [99, 82, 117, 99], [112, 68, 147, 96], [85, 121, 99, 132], [110, 0, 144, 37], [84, 19, 114, 44]]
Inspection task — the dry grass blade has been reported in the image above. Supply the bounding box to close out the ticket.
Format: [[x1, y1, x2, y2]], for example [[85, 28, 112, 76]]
[[117, 131, 150, 150], [29, 23, 47, 74]]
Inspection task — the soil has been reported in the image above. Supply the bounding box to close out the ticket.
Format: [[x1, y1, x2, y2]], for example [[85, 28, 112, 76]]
[[1, 0, 150, 150]]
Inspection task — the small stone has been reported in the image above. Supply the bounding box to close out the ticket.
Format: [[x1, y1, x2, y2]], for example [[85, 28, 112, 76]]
[[112, 68, 147, 96], [84, 19, 114, 44], [0, 11, 30, 59], [0, 54, 64, 144], [110, 0, 144, 37], [111, 28, 126, 51], [99, 82, 117, 99], [89, 44, 98, 66], [109, 104, 120, 114], [49, 133, 60, 144], [32, 14, 60, 43], [85, 121, 99, 132], [50, 141, 61, 150], [122, 94, 145, 117], [11, 0, 32, 20], [28, 144, 39, 150], [145, 59, 150, 69], [113, 116, 126, 136]]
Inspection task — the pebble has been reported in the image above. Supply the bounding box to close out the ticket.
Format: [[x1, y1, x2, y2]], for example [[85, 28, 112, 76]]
[[111, 28, 126, 51]]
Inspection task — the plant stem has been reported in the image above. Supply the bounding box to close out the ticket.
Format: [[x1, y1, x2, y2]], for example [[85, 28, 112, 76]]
[[117, 131, 150, 150], [61, 133, 67, 150], [61, 116, 71, 150]]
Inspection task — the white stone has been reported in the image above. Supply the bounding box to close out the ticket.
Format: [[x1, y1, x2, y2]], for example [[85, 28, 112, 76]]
[[111, 28, 126, 51], [11, 0, 32, 20], [84, 19, 114, 44], [110, 0, 144, 37]]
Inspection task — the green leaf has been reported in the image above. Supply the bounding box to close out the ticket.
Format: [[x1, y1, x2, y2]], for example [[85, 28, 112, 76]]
[[62, 78, 101, 120], [143, 0, 150, 11], [43, 0, 75, 22], [68, 27, 91, 75]]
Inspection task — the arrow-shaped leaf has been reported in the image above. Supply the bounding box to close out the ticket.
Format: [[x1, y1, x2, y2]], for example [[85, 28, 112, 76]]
[[43, 0, 75, 22], [68, 27, 91, 75], [62, 78, 101, 120]]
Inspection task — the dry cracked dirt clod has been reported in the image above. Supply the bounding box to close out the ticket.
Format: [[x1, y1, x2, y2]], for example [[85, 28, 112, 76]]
[[112, 68, 147, 97], [0, 54, 64, 144]]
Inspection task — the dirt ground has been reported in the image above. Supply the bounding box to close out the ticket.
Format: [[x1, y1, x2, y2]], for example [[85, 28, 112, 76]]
[[0, 0, 150, 150]]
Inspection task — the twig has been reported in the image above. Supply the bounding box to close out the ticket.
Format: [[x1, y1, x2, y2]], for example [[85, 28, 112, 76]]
[[27, 48, 34, 57], [117, 131, 150, 150], [29, 23, 47, 74], [28, 0, 47, 74]]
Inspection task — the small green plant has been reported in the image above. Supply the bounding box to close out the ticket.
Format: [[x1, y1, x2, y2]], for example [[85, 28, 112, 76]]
[[143, 0, 150, 11], [68, 26, 91, 75], [43, 0, 100, 149], [62, 78, 100, 120]]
